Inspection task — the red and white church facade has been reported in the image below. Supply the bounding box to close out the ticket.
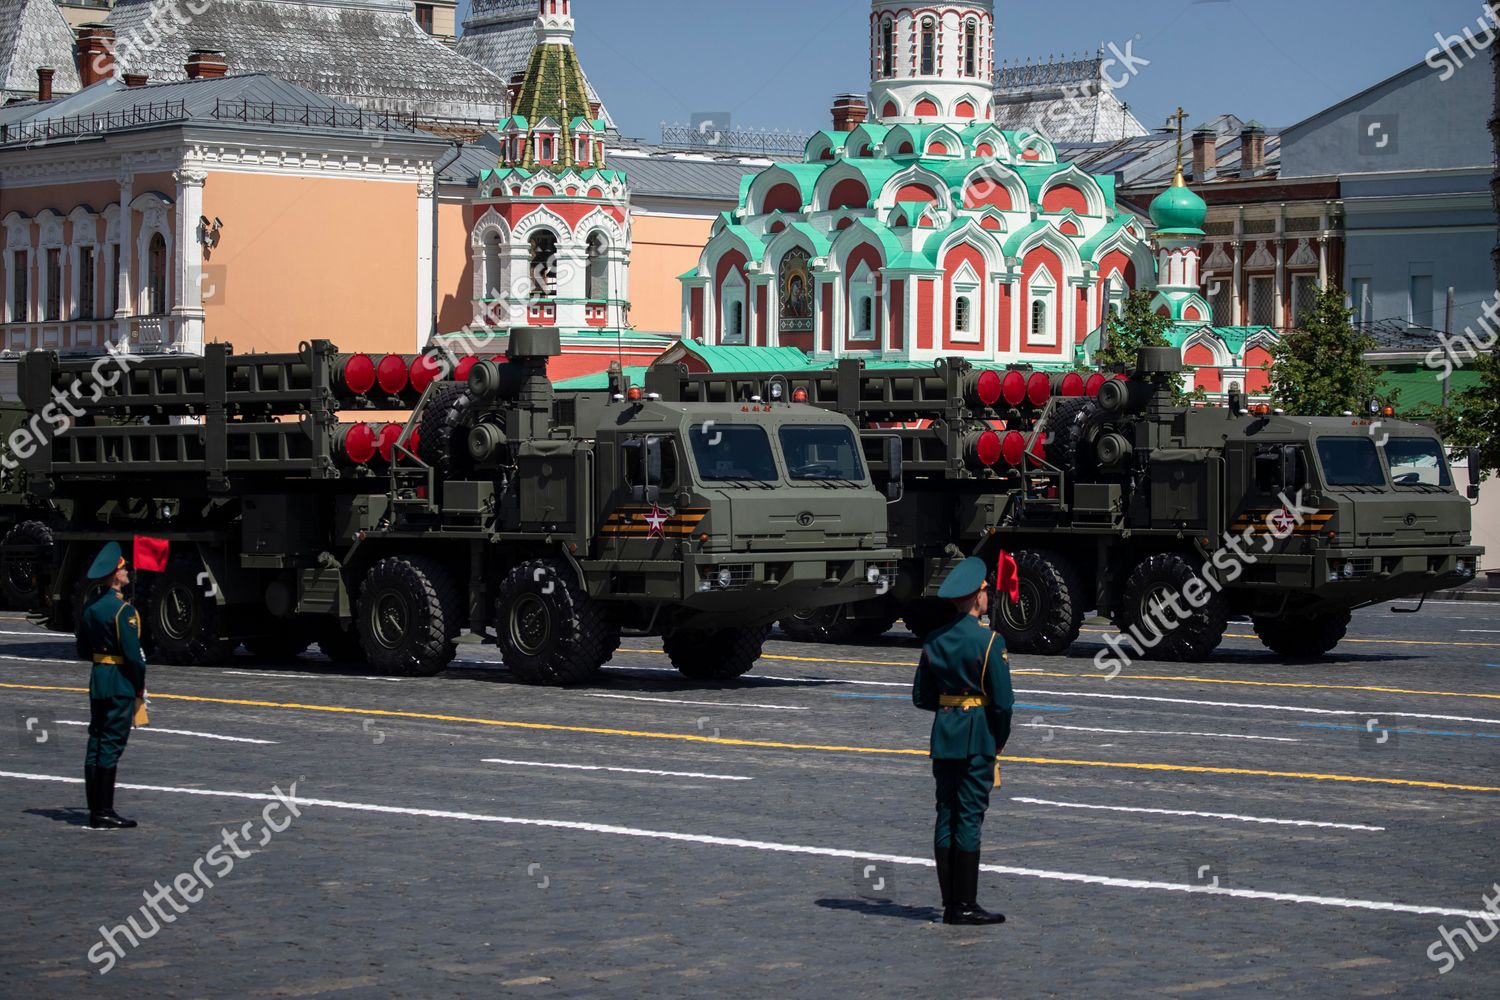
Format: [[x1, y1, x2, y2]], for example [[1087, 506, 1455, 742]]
[[680, 0, 1158, 367]]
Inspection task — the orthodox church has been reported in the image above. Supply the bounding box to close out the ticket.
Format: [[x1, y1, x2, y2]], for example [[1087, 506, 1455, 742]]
[[680, 0, 1156, 369]]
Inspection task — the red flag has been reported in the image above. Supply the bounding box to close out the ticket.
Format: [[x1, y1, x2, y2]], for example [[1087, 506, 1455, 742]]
[[133, 536, 170, 573], [997, 549, 1020, 605]]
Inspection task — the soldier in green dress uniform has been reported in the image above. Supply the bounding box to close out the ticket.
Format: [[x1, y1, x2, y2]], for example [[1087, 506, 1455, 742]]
[[76, 542, 146, 830], [912, 556, 1014, 925]]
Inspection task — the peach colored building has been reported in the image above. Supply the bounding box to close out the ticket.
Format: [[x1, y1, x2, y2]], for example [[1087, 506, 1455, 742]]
[[0, 68, 451, 384]]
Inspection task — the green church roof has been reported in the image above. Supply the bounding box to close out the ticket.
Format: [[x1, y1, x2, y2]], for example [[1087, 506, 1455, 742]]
[[1150, 175, 1208, 236]]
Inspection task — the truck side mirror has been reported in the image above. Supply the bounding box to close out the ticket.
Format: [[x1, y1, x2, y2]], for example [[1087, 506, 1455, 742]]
[[1280, 445, 1299, 491], [1469, 447, 1482, 500], [883, 436, 905, 503]]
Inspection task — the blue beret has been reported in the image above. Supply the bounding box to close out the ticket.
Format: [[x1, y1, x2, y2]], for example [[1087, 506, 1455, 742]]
[[87, 542, 124, 580], [938, 556, 990, 599]]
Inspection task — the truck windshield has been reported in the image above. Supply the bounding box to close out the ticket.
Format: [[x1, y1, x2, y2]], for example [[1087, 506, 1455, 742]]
[[1315, 437, 1386, 487], [1384, 437, 1452, 487], [779, 425, 866, 481], [688, 424, 779, 482]]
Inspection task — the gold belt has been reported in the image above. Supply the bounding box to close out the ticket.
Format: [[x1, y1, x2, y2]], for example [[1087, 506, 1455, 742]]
[[93, 655, 124, 665], [939, 694, 988, 709]]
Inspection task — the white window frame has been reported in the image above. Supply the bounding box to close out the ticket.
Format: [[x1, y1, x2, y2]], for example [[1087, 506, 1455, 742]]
[[720, 269, 747, 346], [949, 262, 981, 343], [69, 208, 99, 321], [1027, 268, 1057, 346], [848, 261, 877, 342]]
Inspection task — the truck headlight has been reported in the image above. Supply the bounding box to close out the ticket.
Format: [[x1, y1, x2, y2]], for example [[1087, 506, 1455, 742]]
[[1343, 562, 1356, 579], [866, 566, 885, 585], [1328, 561, 1343, 582], [1457, 559, 1473, 577], [698, 579, 714, 593], [717, 567, 734, 588]]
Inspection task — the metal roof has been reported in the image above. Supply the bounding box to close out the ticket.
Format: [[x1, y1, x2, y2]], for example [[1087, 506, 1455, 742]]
[[0, 0, 82, 101], [105, 0, 510, 122], [994, 52, 1148, 145]]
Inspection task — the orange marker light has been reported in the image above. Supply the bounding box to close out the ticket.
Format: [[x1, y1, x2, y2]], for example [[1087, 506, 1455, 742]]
[[792, 388, 809, 403], [627, 386, 643, 401]]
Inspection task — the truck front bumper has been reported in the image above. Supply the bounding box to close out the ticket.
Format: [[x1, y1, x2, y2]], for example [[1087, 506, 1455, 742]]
[[1241, 546, 1484, 610]]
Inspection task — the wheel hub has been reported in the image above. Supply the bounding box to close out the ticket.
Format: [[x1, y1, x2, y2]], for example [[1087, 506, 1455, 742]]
[[372, 592, 409, 650], [510, 593, 553, 656], [158, 583, 197, 641], [1002, 579, 1041, 631]]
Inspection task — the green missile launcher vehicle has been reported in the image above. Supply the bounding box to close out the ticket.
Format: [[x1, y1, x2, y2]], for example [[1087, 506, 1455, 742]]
[[11, 330, 899, 681], [636, 346, 1483, 661]]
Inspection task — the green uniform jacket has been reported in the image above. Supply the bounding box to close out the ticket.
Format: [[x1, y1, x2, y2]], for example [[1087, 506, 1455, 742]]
[[912, 615, 1014, 759], [78, 590, 147, 700]]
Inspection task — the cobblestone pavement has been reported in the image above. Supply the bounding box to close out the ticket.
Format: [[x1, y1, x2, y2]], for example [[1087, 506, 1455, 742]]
[[2, 603, 1498, 998]]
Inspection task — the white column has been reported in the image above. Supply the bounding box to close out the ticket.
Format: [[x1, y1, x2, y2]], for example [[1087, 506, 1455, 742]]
[[172, 163, 207, 354], [115, 173, 134, 346], [1230, 240, 1242, 325], [415, 170, 435, 352], [1317, 236, 1328, 287]]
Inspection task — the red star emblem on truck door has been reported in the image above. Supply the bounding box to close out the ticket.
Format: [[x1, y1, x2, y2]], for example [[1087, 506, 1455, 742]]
[[643, 504, 669, 538]]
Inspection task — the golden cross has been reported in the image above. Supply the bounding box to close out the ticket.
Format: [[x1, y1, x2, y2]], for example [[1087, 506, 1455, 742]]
[[1167, 106, 1189, 185]]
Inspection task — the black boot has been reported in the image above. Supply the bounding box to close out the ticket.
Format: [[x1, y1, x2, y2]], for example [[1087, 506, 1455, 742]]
[[948, 850, 1004, 925], [91, 767, 137, 830], [84, 765, 100, 821], [935, 846, 954, 921]]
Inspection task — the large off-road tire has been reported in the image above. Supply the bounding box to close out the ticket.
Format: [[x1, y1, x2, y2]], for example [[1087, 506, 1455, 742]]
[[778, 605, 865, 644], [355, 556, 463, 676], [495, 557, 620, 685], [142, 560, 239, 666], [417, 383, 479, 480], [1119, 552, 1229, 662], [664, 624, 770, 681], [1253, 610, 1352, 659], [1045, 398, 1102, 476], [0, 519, 54, 611], [903, 599, 958, 640], [994, 549, 1084, 655]]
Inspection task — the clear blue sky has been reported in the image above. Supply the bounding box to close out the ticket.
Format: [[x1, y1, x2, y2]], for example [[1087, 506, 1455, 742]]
[[457, 0, 1493, 140]]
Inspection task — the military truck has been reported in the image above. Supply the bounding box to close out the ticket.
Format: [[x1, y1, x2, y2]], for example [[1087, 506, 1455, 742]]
[[0, 400, 66, 611], [13, 330, 899, 682], [637, 347, 1483, 661]]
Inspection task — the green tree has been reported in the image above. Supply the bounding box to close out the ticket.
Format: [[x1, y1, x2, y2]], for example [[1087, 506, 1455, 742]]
[[1420, 350, 1500, 482], [1268, 285, 1386, 415], [1098, 289, 1205, 403]]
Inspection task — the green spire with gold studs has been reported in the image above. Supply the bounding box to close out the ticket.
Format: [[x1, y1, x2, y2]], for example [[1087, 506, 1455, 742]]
[[511, 32, 595, 171]]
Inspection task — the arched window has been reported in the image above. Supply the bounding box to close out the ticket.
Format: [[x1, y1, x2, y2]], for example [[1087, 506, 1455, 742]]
[[726, 300, 744, 342], [146, 232, 167, 316], [529, 230, 558, 298], [920, 18, 936, 75], [586, 232, 608, 300], [481, 230, 504, 300], [955, 296, 972, 334], [1031, 300, 1048, 341], [880, 18, 896, 78], [964, 19, 978, 77]]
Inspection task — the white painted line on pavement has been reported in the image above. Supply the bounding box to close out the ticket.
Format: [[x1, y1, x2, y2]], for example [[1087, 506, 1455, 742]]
[[220, 670, 402, 684], [0, 630, 61, 638], [481, 758, 752, 781], [53, 720, 277, 745], [1018, 722, 1300, 743], [1010, 797, 1386, 832], [0, 770, 1480, 920], [584, 693, 809, 712], [1016, 688, 1500, 727]]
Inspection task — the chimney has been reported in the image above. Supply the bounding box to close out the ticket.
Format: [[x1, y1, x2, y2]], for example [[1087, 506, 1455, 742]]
[[124, 73, 149, 89], [831, 93, 868, 133], [37, 68, 55, 102], [186, 50, 228, 80], [508, 72, 525, 110], [1191, 125, 1216, 182], [1239, 121, 1267, 178], [76, 24, 116, 88]]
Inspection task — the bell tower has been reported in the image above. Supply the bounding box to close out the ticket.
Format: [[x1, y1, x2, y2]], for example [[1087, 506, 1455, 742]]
[[869, 1, 995, 125]]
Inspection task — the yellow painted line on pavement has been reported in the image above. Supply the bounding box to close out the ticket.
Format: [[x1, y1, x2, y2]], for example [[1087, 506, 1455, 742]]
[[4, 681, 1498, 793]]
